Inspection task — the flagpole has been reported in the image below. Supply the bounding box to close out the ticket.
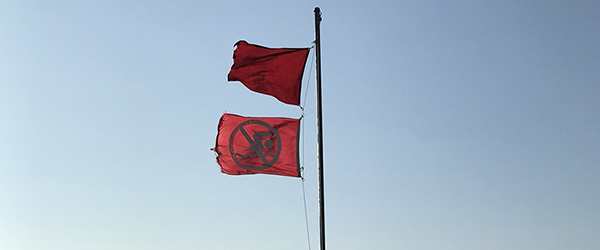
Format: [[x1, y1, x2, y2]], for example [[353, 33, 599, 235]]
[[314, 7, 326, 250]]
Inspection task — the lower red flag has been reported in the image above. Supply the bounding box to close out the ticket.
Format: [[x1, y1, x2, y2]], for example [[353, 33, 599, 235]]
[[214, 113, 300, 178]]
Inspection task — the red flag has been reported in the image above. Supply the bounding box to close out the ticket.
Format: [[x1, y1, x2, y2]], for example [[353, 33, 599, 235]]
[[214, 113, 300, 177], [227, 40, 310, 106]]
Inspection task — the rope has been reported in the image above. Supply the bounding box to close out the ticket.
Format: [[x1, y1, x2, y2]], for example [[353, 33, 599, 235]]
[[299, 44, 316, 250], [302, 177, 312, 250], [300, 110, 311, 250], [301, 46, 316, 110]]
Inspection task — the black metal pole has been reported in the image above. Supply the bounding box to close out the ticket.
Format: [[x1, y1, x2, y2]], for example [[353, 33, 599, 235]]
[[314, 7, 325, 250]]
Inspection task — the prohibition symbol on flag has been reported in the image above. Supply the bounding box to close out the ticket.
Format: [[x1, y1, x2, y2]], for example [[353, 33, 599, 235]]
[[214, 113, 301, 178], [229, 120, 281, 170]]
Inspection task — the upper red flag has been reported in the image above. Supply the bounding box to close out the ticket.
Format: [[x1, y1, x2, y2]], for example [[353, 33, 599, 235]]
[[227, 40, 310, 106], [214, 113, 300, 178]]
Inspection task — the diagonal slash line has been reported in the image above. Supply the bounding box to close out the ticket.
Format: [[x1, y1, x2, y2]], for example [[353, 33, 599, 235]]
[[239, 126, 271, 165]]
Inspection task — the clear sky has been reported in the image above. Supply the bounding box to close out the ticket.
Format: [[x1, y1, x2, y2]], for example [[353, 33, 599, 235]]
[[1, 1, 599, 249]]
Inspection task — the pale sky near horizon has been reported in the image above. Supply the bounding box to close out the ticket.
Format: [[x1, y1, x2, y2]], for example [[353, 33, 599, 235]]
[[2, 1, 599, 249]]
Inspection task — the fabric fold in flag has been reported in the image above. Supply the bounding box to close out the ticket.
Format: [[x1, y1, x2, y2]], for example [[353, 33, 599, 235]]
[[227, 40, 310, 106], [214, 113, 301, 178]]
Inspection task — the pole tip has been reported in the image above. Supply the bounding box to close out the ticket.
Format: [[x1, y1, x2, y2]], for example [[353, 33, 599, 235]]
[[314, 7, 322, 21]]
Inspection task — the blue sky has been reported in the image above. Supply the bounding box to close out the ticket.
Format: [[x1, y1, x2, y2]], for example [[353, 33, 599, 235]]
[[1, 1, 599, 249]]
